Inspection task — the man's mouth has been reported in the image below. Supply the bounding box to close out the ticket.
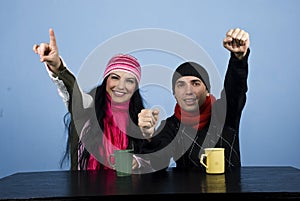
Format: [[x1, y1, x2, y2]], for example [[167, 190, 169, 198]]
[[184, 98, 197, 105]]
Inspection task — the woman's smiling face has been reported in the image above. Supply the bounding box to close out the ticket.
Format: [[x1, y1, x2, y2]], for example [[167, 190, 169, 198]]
[[106, 71, 137, 103]]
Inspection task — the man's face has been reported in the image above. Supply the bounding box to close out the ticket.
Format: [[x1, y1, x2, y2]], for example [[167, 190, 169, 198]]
[[174, 76, 208, 112]]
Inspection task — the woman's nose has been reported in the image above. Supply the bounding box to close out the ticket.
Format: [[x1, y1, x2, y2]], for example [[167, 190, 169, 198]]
[[116, 80, 125, 89]]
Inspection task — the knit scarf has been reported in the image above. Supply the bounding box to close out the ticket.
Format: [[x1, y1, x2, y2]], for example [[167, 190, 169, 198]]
[[174, 95, 216, 130], [87, 93, 130, 170]]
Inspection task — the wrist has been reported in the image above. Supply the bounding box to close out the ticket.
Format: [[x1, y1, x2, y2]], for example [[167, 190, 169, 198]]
[[142, 132, 153, 138], [233, 52, 245, 60], [52, 59, 66, 76]]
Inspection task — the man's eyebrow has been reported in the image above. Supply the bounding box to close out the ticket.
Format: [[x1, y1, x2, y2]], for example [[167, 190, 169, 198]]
[[191, 79, 202, 82], [176, 80, 185, 84]]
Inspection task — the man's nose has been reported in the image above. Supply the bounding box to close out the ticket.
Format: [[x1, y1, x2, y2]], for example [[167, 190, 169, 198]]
[[185, 84, 193, 94]]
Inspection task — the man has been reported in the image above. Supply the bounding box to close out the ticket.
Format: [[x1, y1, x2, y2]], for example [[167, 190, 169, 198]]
[[138, 28, 250, 171]]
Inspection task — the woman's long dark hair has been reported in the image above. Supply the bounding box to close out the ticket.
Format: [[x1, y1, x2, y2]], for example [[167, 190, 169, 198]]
[[60, 76, 145, 170]]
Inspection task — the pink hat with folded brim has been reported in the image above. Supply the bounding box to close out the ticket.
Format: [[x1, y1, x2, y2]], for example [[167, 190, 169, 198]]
[[103, 54, 141, 83]]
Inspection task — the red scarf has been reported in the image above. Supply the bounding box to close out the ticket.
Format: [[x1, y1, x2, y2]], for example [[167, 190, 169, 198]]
[[87, 93, 129, 170], [174, 95, 216, 130]]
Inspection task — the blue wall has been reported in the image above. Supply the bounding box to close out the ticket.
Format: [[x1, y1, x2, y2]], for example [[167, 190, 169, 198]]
[[1, 0, 300, 178]]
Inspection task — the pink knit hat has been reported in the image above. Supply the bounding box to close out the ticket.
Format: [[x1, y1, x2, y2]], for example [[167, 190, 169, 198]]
[[103, 54, 141, 83]]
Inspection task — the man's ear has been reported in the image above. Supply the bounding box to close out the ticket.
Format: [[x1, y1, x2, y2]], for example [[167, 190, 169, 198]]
[[173, 93, 178, 102], [206, 89, 210, 96]]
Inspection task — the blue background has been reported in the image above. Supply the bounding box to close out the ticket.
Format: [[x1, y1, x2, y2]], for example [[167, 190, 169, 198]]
[[1, 0, 300, 178]]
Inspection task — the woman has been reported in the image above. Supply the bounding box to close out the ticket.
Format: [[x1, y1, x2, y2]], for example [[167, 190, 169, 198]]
[[33, 28, 147, 171]]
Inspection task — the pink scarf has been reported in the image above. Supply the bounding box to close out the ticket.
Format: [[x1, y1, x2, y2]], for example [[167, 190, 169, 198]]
[[87, 93, 130, 170]]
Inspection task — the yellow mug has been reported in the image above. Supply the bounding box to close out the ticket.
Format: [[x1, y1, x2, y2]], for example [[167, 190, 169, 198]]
[[200, 148, 225, 174]]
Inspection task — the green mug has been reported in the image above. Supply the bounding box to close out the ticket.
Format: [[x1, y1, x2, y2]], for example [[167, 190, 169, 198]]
[[108, 149, 133, 177]]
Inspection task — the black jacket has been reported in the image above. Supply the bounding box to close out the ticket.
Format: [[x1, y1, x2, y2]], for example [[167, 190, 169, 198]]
[[141, 49, 250, 171]]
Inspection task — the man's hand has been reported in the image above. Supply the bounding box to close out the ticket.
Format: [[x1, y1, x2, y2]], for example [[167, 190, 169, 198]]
[[138, 109, 159, 139], [223, 28, 250, 60]]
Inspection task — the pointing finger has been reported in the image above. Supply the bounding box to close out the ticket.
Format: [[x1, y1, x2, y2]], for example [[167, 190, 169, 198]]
[[49, 28, 57, 48]]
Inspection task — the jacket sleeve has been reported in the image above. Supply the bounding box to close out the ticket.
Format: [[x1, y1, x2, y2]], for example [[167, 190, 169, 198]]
[[45, 58, 95, 170], [140, 116, 179, 171], [222, 49, 250, 129], [46, 57, 94, 113], [215, 49, 250, 168]]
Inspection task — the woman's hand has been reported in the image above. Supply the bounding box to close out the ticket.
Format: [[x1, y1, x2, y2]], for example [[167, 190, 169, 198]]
[[33, 28, 61, 73]]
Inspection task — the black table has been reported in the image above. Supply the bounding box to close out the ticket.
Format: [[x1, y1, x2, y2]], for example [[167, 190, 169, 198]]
[[0, 166, 300, 200]]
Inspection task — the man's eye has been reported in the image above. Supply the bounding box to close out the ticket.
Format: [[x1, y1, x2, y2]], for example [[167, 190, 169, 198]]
[[192, 81, 201, 86]]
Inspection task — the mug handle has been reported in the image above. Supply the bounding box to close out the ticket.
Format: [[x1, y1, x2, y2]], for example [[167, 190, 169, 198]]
[[200, 153, 208, 168], [108, 153, 116, 169]]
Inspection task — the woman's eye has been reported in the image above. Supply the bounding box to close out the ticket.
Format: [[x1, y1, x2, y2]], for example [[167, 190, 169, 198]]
[[111, 75, 119, 80], [126, 79, 135, 84]]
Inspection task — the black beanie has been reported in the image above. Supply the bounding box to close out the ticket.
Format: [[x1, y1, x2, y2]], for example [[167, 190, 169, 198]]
[[172, 61, 211, 93]]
